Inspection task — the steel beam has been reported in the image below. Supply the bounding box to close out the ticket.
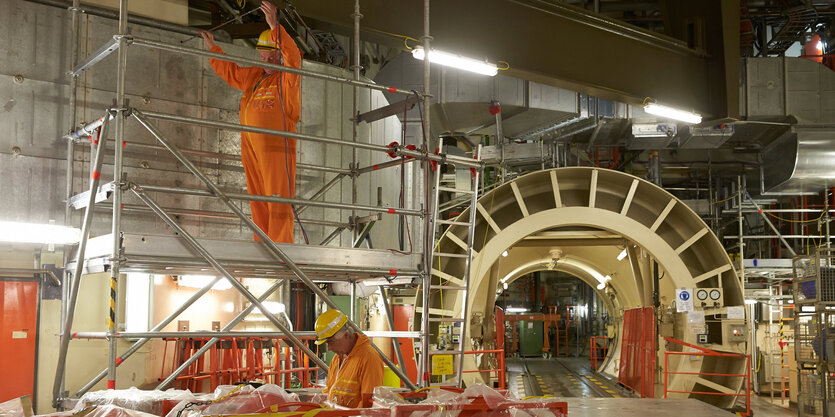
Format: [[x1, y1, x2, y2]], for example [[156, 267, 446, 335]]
[[292, 0, 739, 119]]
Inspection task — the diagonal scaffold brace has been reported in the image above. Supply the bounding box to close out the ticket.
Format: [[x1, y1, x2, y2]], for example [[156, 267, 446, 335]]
[[131, 110, 419, 390]]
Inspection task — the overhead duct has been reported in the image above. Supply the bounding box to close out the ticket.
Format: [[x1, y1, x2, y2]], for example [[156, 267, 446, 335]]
[[762, 126, 835, 195], [374, 52, 579, 139], [740, 57, 835, 195]]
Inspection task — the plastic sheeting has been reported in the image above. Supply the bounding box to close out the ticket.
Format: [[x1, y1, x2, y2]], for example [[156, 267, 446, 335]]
[[371, 385, 565, 417], [36, 405, 161, 417], [77, 388, 199, 416], [165, 384, 298, 417]]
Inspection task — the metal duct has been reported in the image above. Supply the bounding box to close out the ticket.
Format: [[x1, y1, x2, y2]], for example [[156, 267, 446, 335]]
[[762, 125, 835, 195]]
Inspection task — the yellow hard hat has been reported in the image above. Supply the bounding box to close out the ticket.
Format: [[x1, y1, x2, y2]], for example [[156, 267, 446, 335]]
[[256, 29, 276, 50], [314, 309, 348, 345]]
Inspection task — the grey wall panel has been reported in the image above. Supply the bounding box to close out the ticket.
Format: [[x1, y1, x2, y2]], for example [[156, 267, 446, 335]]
[[0, 1, 72, 84]]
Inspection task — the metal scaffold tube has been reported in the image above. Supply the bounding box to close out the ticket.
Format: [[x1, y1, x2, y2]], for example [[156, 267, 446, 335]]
[[137, 110, 481, 168], [420, 0, 432, 388], [71, 330, 420, 339], [351, 0, 361, 242], [135, 181, 421, 216], [53, 115, 111, 406], [106, 0, 129, 390], [129, 184, 329, 375], [129, 37, 415, 96], [74, 275, 224, 397], [130, 112, 418, 389]]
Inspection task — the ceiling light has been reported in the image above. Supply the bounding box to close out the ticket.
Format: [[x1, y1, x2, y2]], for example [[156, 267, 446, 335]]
[[0, 221, 81, 244], [617, 249, 627, 261], [506, 307, 527, 313], [744, 299, 757, 305], [411, 46, 498, 76], [643, 102, 702, 124], [502, 250, 508, 257]]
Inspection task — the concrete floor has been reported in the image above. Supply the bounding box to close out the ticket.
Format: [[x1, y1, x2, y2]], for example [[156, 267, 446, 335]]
[[505, 357, 800, 416]]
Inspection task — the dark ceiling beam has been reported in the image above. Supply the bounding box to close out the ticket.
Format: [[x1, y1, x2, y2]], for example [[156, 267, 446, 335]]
[[292, 0, 739, 120]]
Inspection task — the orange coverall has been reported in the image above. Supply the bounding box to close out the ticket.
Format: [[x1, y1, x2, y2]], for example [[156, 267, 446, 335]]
[[209, 27, 301, 242], [323, 333, 384, 408]]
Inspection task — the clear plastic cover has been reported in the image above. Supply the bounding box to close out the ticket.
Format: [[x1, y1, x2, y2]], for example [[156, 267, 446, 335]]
[[37, 405, 161, 417], [165, 384, 298, 417], [77, 388, 198, 416]]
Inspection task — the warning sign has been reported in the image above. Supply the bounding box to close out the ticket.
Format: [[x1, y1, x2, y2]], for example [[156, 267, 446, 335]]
[[676, 288, 694, 312], [432, 354, 454, 375]]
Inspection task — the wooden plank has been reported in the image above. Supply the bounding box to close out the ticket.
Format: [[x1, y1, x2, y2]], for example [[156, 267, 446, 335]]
[[650, 199, 677, 232], [477, 203, 502, 234], [510, 182, 529, 217], [693, 264, 732, 283], [675, 228, 709, 254], [621, 179, 639, 215], [550, 170, 563, 208], [589, 169, 598, 208]]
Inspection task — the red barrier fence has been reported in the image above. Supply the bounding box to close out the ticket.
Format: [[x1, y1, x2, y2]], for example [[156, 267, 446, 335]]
[[617, 306, 655, 397], [160, 337, 319, 392], [590, 336, 610, 369]]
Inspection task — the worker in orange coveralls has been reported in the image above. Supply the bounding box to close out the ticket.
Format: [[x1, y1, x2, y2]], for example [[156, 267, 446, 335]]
[[315, 310, 384, 408], [200, 1, 301, 243]]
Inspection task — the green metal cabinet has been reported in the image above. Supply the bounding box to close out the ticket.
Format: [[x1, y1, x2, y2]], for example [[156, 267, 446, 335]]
[[518, 321, 544, 357]]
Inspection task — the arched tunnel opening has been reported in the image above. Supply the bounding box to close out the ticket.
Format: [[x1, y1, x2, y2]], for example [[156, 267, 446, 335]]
[[416, 167, 747, 408], [499, 270, 612, 360]]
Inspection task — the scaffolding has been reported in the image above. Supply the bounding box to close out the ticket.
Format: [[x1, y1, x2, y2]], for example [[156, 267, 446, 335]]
[[792, 248, 835, 416], [53, 0, 483, 408]]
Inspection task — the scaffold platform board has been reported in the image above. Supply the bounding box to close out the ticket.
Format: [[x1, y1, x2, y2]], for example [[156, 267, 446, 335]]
[[69, 233, 423, 281]]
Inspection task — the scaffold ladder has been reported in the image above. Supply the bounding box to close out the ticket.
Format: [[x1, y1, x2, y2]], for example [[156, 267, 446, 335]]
[[424, 145, 482, 387]]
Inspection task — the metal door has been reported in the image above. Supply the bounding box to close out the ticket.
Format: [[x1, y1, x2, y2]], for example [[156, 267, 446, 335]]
[[0, 280, 39, 402]]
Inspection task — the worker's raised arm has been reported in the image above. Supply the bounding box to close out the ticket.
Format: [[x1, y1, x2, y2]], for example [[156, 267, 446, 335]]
[[201, 30, 261, 91], [262, 1, 302, 69]]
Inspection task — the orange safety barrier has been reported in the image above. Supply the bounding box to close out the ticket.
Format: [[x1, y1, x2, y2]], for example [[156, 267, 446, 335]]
[[426, 349, 506, 389], [159, 336, 320, 392], [617, 306, 655, 398], [663, 337, 751, 417], [589, 336, 610, 369]]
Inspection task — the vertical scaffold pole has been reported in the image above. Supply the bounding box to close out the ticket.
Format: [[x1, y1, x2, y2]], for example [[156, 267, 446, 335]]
[[107, 0, 129, 390], [351, 0, 361, 241], [420, 0, 432, 388]]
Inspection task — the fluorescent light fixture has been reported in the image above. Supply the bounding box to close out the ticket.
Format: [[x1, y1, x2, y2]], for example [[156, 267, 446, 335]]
[[177, 275, 232, 291], [506, 307, 528, 313], [744, 299, 758, 305], [617, 249, 627, 261], [0, 221, 81, 244], [411, 46, 498, 76], [643, 102, 702, 124], [502, 250, 509, 257]]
